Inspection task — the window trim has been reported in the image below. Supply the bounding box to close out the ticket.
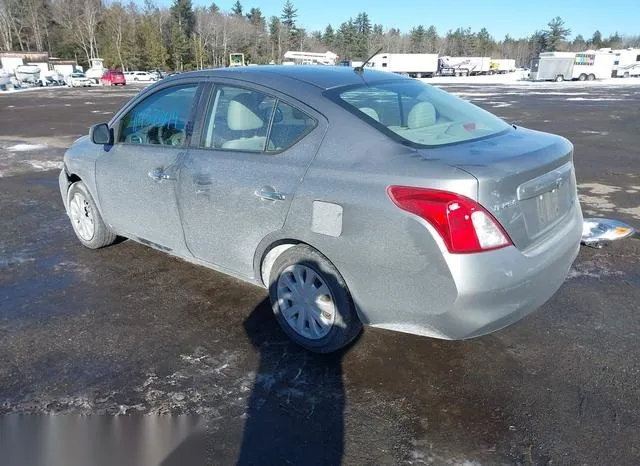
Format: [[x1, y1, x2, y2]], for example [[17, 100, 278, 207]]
[[196, 82, 318, 155], [114, 82, 202, 148]]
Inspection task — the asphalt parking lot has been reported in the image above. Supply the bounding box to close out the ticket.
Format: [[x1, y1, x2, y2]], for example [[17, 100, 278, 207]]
[[1, 81, 639, 465]]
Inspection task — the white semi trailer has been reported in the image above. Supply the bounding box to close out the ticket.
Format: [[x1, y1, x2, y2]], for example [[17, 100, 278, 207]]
[[490, 59, 516, 74], [365, 53, 439, 78], [438, 56, 492, 75]]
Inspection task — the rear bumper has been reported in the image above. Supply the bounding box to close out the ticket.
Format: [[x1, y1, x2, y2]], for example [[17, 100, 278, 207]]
[[366, 202, 583, 340]]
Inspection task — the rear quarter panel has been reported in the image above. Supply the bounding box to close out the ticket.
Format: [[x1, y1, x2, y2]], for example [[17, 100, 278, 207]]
[[269, 113, 479, 326]]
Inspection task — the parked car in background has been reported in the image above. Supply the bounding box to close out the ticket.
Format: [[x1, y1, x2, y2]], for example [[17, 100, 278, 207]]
[[100, 69, 126, 86], [66, 72, 92, 87], [147, 70, 165, 80], [127, 71, 157, 82], [59, 66, 582, 353]]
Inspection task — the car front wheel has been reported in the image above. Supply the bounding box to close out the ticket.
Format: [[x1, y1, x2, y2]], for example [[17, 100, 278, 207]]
[[67, 181, 117, 249], [269, 245, 362, 353]]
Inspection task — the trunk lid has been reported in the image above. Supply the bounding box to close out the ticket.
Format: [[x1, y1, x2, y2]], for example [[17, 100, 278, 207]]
[[418, 127, 577, 250]]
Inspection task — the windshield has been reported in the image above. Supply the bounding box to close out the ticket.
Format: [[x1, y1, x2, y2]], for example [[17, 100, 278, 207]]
[[329, 80, 510, 147]]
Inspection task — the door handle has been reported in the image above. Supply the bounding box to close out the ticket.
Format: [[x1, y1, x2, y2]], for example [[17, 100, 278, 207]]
[[255, 186, 286, 201], [148, 167, 175, 182]]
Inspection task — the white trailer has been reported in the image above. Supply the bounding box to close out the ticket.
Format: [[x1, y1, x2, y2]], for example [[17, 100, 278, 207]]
[[530, 52, 575, 81], [530, 51, 614, 81], [283, 51, 338, 65], [490, 59, 516, 74], [612, 49, 640, 77], [365, 53, 439, 78], [572, 51, 615, 80], [458, 56, 492, 75], [437, 56, 492, 75]]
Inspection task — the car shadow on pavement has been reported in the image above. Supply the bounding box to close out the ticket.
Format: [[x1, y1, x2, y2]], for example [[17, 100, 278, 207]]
[[238, 297, 353, 466]]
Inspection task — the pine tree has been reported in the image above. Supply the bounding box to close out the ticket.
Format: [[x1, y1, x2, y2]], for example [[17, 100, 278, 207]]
[[231, 0, 243, 16], [169, 0, 195, 70], [590, 30, 602, 48], [281, 0, 297, 28], [323, 24, 335, 49], [545, 17, 570, 51], [409, 25, 426, 53]]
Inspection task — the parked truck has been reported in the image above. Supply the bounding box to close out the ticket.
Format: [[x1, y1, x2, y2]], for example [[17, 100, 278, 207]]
[[365, 53, 439, 78], [530, 51, 615, 81]]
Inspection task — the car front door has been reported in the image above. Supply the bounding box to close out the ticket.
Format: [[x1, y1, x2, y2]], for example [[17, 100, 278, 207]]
[[177, 83, 326, 278], [95, 82, 200, 251]]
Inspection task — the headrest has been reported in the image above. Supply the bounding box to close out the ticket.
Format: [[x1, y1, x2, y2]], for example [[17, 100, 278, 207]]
[[407, 102, 436, 129], [359, 107, 380, 122], [227, 93, 264, 130]]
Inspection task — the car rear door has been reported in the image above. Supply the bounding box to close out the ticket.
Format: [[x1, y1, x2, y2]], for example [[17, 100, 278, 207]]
[[176, 82, 327, 278], [95, 82, 202, 251]]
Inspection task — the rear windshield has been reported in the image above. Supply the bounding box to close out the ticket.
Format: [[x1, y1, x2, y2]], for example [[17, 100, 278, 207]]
[[327, 80, 510, 147]]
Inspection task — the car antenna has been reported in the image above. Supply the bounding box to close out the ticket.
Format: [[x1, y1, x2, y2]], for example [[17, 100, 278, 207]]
[[354, 47, 383, 75]]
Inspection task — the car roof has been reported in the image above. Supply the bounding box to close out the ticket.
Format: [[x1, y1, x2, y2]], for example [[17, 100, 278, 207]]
[[174, 65, 406, 90]]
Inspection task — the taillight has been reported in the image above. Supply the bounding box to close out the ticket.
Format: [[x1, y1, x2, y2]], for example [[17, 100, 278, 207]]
[[387, 185, 512, 254]]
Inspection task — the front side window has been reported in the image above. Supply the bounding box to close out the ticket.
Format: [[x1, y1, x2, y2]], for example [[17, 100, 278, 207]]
[[201, 85, 316, 153], [329, 80, 510, 147], [118, 84, 197, 146]]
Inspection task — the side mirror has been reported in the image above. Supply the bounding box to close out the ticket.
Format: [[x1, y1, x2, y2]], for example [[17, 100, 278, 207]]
[[90, 123, 113, 145]]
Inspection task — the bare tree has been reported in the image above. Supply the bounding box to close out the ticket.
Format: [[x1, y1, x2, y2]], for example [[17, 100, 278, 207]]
[[24, 0, 46, 51], [51, 0, 103, 63]]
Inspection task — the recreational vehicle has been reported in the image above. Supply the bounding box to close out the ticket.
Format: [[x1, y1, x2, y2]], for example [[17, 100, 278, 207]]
[[612, 49, 640, 77]]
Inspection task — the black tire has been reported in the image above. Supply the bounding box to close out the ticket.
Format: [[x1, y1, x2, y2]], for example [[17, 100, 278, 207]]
[[578, 73, 587, 81], [555, 74, 564, 82], [587, 74, 596, 81], [268, 245, 362, 353], [67, 181, 117, 249], [624, 72, 630, 78]]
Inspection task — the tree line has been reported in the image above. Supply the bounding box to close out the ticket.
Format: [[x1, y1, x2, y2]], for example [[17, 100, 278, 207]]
[[1, 0, 639, 71]]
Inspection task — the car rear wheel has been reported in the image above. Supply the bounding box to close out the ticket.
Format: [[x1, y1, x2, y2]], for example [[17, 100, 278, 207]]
[[67, 181, 116, 249], [269, 245, 362, 353]]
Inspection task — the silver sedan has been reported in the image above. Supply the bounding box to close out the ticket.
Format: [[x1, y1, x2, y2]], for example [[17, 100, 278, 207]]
[[59, 66, 582, 353]]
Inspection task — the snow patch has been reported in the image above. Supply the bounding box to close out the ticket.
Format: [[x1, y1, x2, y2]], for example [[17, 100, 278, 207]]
[[580, 130, 609, 136], [0, 253, 35, 268], [566, 97, 625, 101], [22, 159, 63, 171], [6, 143, 48, 152], [617, 206, 640, 219], [567, 260, 625, 280], [578, 183, 621, 195]]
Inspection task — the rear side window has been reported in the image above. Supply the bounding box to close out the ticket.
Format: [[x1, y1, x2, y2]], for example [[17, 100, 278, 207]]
[[200, 85, 315, 153], [266, 101, 316, 152], [118, 84, 197, 146], [329, 80, 510, 147]]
